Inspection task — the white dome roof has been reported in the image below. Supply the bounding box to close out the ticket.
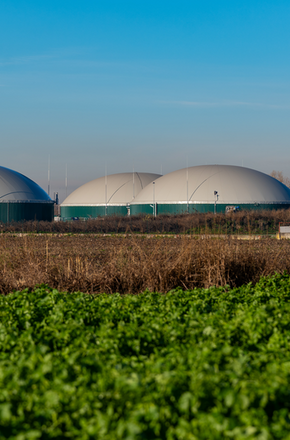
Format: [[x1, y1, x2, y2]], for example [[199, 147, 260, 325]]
[[131, 165, 290, 205], [0, 166, 51, 202], [62, 172, 161, 206]]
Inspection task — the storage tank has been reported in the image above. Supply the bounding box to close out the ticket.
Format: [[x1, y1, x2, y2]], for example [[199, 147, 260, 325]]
[[0, 166, 54, 222], [130, 165, 290, 215], [61, 172, 161, 219]]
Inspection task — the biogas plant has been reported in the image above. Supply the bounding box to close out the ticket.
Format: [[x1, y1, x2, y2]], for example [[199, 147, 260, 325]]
[[1, 164, 290, 223], [61, 165, 290, 219]]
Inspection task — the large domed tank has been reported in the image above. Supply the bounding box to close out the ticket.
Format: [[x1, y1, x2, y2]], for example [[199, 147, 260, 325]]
[[0, 166, 54, 222], [130, 165, 290, 215], [61, 172, 161, 218]]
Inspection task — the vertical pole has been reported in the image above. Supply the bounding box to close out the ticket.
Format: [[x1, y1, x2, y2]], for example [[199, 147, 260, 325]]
[[133, 167, 135, 199], [48, 155, 50, 197], [65, 163, 68, 199], [186, 158, 189, 213], [105, 163, 107, 216], [214, 191, 218, 215], [153, 182, 156, 217]]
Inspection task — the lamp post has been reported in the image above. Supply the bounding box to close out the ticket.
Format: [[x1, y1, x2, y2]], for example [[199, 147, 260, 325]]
[[150, 182, 156, 217], [153, 181, 156, 217], [214, 190, 219, 214]]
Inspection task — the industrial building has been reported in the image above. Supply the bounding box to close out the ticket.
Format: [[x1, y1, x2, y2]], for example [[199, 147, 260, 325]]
[[61, 172, 161, 219], [130, 165, 290, 215], [0, 166, 54, 223]]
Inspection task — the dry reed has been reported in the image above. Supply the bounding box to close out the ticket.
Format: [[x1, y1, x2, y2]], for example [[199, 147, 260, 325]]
[[0, 235, 289, 294]]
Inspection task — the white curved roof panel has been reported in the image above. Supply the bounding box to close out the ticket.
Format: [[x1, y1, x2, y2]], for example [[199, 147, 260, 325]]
[[131, 165, 290, 205], [0, 166, 52, 202], [62, 172, 161, 206]]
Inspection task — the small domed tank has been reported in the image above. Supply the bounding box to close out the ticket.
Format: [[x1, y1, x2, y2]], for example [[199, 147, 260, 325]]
[[61, 172, 161, 218], [0, 166, 54, 222]]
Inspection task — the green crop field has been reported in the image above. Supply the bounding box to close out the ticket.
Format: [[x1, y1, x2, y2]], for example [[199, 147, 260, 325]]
[[1, 275, 290, 439]]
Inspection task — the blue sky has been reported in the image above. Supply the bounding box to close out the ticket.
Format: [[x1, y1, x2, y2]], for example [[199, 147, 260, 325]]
[[1, 1, 290, 201]]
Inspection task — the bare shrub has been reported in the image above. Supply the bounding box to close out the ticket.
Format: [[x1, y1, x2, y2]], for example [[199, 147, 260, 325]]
[[0, 235, 289, 294], [270, 170, 290, 188], [1, 209, 290, 235]]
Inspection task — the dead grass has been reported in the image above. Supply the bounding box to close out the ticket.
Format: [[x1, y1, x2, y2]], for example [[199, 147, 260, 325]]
[[1, 209, 290, 235], [0, 235, 289, 294]]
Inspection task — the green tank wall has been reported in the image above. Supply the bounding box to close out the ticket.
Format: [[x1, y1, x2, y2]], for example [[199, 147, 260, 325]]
[[0, 202, 54, 223], [130, 203, 290, 216], [61, 202, 290, 220], [129, 204, 155, 215], [61, 205, 128, 219]]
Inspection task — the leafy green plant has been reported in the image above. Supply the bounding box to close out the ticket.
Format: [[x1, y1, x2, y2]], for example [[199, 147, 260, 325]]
[[1, 274, 290, 438]]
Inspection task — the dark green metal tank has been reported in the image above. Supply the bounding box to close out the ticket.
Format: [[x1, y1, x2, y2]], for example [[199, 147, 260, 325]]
[[61, 205, 128, 219], [0, 202, 54, 223]]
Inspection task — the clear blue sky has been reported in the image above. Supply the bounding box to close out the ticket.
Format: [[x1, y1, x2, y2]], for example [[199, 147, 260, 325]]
[[1, 1, 290, 201]]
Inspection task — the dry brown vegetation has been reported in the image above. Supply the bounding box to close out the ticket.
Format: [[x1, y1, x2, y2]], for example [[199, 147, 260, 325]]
[[1, 209, 290, 235], [0, 234, 289, 295]]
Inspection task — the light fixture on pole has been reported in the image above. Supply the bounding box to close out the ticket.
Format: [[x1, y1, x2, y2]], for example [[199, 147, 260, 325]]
[[214, 190, 219, 214], [153, 181, 156, 217], [150, 181, 156, 217]]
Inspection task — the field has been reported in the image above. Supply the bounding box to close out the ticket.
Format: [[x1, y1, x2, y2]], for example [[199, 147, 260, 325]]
[[1, 274, 290, 439], [1, 215, 290, 439]]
